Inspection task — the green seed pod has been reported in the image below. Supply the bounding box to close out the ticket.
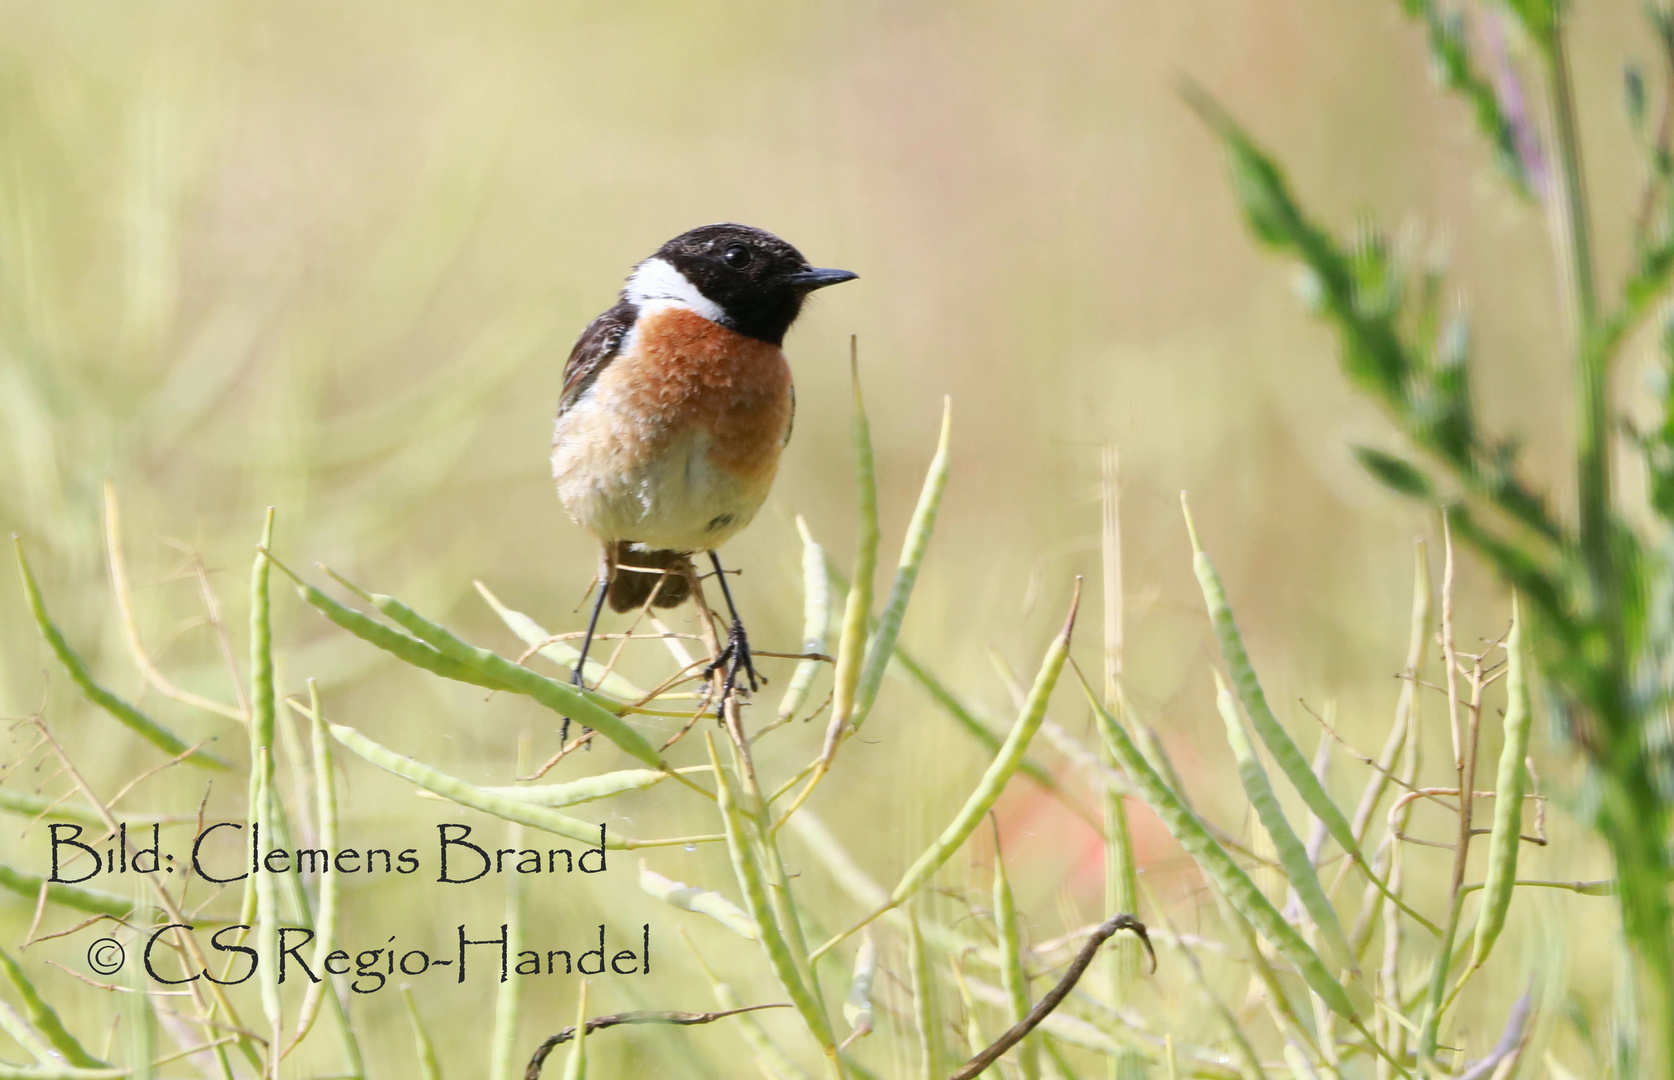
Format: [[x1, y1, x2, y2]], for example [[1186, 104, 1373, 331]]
[[13, 539, 228, 771], [1470, 597, 1532, 968], [639, 862, 756, 940], [854, 397, 953, 728], [831, 353, 880, 733], [1081, 674, 1358, 1024], [0, 950, 105, 1068], [779, 518, 832, 723], [329, 722, 715, 850], [706, 734, 835, 1050], [1214, 670, 1355, 971], [889, 589, 1077, 904]]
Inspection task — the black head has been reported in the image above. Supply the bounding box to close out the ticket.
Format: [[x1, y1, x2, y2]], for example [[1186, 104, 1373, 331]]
[[624, 223, 856, 346]]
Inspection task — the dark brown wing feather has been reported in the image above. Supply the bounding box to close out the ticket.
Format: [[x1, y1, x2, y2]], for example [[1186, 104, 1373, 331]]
[[558, 300, 636, 416], [605, 543, 692, 612]]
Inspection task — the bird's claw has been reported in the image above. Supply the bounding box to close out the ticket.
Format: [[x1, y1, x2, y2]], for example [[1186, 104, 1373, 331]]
[[702, 619, 761, 721]]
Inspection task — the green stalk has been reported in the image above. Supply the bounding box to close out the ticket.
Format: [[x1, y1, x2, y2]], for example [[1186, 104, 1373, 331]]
[[907, 906, 948, 1080], [1546, 22, 1604, 581], [1549, 17, 1622, 698], [705, 735, 836, 1062], [402, 990, 442, 1080], [1103, 779, 1144, 1080], [1547, 11, 1674, 1069], [562, 981, 588, 1080], [1101, 446, 1145, 1080], [993, 850, 1039, 1080]]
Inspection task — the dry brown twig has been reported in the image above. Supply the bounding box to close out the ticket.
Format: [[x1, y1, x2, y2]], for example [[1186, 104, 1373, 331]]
[[948, 913, 1154, 1080], [522, 1004, 792, 1080]]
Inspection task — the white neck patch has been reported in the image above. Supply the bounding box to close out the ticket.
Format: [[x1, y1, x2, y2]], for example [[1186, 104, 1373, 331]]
[[625, 257, 725, 324]]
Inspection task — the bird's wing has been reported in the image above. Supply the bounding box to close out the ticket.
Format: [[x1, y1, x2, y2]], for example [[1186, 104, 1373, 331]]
[[558, 300, 636, 416]]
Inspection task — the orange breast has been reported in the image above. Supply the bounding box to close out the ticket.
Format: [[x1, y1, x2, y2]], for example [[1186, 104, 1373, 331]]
[[611, 305, 794, 484]]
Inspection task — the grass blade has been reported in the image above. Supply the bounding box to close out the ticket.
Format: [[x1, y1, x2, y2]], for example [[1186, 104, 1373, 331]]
[[1416, 906, 1462, 1066], [716, 984, 811, 1080], [0, 1066, 133, 1079], [121, 893, 154, 1080], [1101, 443, 1145, 1080], [1103, 775, 1144, 1080], [12, 539, 228, 771], [785, 811, 890, 913]]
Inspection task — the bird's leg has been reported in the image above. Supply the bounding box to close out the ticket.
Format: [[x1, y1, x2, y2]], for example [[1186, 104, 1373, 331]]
[[700, 550, 759, 719], [563, 566, 611, 746]]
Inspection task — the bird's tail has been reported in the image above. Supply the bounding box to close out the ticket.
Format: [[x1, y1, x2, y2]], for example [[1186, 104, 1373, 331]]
[[606, 543, 693, 612]]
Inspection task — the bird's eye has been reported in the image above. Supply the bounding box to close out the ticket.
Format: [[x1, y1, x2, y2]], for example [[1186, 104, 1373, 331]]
[[722, 244, 753, 269]]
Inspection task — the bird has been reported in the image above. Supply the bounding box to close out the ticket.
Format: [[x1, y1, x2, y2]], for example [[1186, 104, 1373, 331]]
[[551, 223, 857, 727]]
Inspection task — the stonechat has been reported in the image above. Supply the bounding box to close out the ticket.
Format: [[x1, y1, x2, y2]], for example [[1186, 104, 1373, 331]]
[[552, 223, 856, 721]]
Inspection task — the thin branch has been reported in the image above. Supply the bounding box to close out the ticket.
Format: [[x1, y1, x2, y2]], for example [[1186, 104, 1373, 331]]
[[183, 548, 252, 722], [104, 485, 245, 722], [523, 1005, 791, 1080], [948, 914, 1153, 1080]]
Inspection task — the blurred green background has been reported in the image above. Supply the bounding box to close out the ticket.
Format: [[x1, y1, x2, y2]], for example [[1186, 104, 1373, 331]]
[[0, 2, 1641, 1075]]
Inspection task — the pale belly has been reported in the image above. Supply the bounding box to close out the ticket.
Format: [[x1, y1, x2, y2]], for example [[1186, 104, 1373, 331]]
[[551, 398, 778, 552]]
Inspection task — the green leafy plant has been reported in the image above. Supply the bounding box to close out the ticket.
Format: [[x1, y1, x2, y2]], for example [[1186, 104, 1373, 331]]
[[1191, 0, 1674, 1072]]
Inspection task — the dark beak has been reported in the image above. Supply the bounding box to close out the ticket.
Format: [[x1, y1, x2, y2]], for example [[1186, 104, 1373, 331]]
[[783, 266, 859, 291]]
